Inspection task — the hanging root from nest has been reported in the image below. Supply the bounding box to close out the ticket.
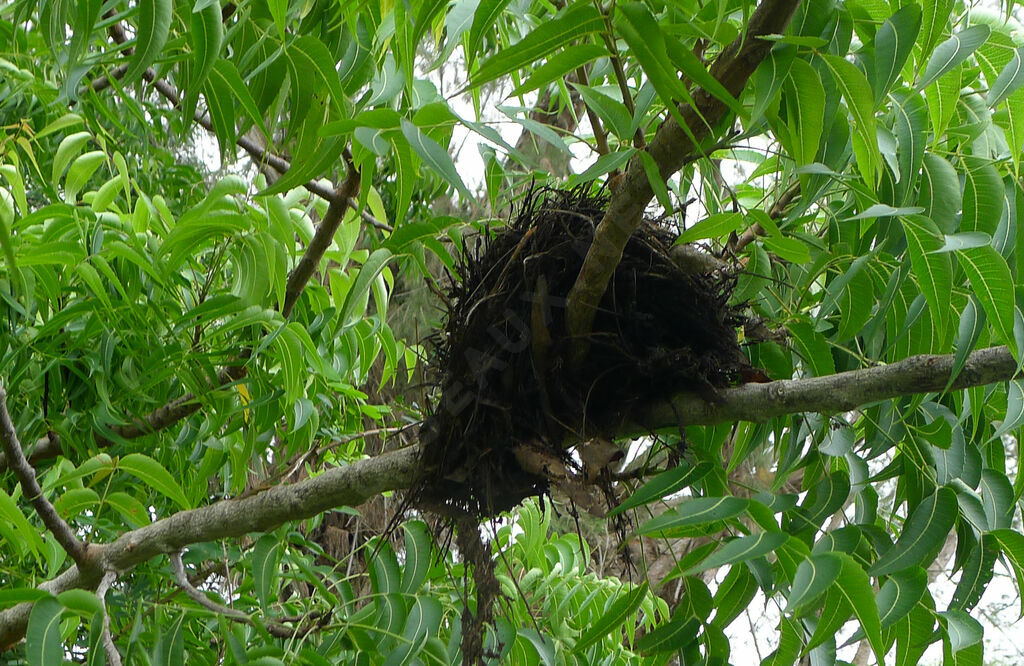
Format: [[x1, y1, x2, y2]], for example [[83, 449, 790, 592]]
[[411, 187, 755, 519], [454, 515, 499, 664]]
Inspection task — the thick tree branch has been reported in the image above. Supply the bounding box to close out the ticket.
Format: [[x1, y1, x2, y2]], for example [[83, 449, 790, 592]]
[[0, 387, 87, 564], [640, 346, 1019, 429], [0, 445, 420, 649], [2, 346, 1020, 648], [565, 0, 801, 355]]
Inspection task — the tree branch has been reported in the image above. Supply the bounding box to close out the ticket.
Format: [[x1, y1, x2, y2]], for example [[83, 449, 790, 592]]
[[0, 387, 87, 564], [565, 0, 801, 356], [2, 345, 1020, 648], [282, 155, 362, 318]]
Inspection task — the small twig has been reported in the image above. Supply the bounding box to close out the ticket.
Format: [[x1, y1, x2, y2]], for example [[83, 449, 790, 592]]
[[575, 66, 613, 160], [170, 552, 250, 621], [282, 152, 362, 318], [0, 387, 87, 564], [96, 571, 123, 666], [169, 552, 322, 639], [732, 181, 801, 254]]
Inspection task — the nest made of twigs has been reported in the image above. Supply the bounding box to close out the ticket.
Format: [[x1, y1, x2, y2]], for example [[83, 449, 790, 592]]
[[414, 188, 751, 517]]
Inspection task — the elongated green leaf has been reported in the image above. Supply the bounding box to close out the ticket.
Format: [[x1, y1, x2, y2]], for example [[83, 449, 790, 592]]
[[638, 497, 748, 534], [125, 0, 173, 84], [512, 45, 608, 97], [877, 567, 928, 629], [467, 0, 512, 65], [471, 3, 603, 86], [821, 55, 880, 185], [786, 58, 825, 165], [961, 158, 1003, 236], [287, 35, 348, 111], [26, 597, 63, 666], [634, 611, 699, 655], [52, 131, 92, 184], [989, 528, 1024, 617], [949, 535, 995, 611], [185, 0, 223, 118], [870, 487, 958, 576], [902, 214, 952, 338], [833, 553, 885, 664], [957, 245, 1016, 356], [979, 469, 1014, 530], [786, 553, 842, 613], [572, 583, 648, 654], [401, 520, 432, 594], [615, 3, 693, 116], [918, 25, 991, 91], [682, 532, 789, 576], [208, 59, 270, 140], [340, 248, 393, 330], [933, 233, 991, 253], [252, 534, 282, 607], [678, 212, 743, 243], [788, 471, 850, 533], [940, 609, 983, 653], [400, 120, 472, 201], [664, 30, 744, 118], [609, 462, 710, 517], [118, 453, 191, 509], [874, 5, 922, 106], [988, 46, 1024, 107]]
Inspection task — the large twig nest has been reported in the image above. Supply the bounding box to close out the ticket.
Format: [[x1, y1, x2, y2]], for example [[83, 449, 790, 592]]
[[415, 188, 752, 517]]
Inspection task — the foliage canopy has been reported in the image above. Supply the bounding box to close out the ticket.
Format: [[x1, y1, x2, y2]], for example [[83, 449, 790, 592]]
[[3, 0, 1024, 664]]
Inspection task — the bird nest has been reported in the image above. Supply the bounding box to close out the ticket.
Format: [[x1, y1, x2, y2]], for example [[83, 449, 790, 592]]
[[414, 188, 751, 517]]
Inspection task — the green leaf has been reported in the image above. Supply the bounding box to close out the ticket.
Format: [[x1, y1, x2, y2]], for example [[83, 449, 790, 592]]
[[512, 45, 608, 97], [820, 54, 880, 186], [949, 535, 996, 611], [902, 214, 952, 339], [682, 532, 789, 576], [124, 0, 173, 84], [252, 534, 282, 607], [26, 597, 63, 666], [52, 131, 92, 185], [208, 59, 270, 140], [877, 567, 928, 629], [56, 590, 103, 617], [989, 528, 1024, 617], [467, 0, 512, 65], [788, 320, 836, 377], [63, 150, 106, 203], [287, 35, 349, 111], [572, 583, 648, 654], [400, 520, 432, 594], [634, 611, 700, 655], [940, 609, 984, 653], [185, 0, 224, 120], [785, 58, 825, 165], [267, 0, 286, 38], [833, 553, 885, 664], [919, 153, 962, 232], [979, 469, 1014, 530], [869, 487, 958, 576], [678, 212, 743, 243], [874, 5, 922, 106], [957, 245, 1016, 357], [961, 158, 1003, 236], [339, 248, 393, 330], [639, 497, 748, 534], [933, 233, 991, 253], [987, 46, 1024, 107], [400, 120, 472, 201], [788, 471, 850, 533], [917, 25, 991, 91], [118, 453, 192, 509], [609, 462, 711, 517], [615, 3, 693, 115], [471, 3, 603, 87], [785, 553, 842, 613]]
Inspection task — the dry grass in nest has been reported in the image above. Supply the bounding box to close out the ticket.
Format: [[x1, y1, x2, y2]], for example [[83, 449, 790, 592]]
[[413, 188, 752, 518]]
